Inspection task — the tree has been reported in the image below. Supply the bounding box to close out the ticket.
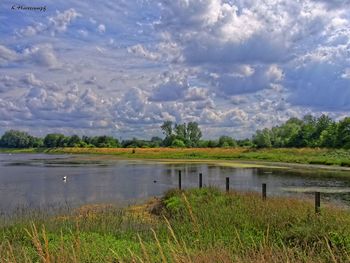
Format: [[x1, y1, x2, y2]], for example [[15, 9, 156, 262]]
[[161, 121, 174, 146], [207, 140, 219, 148], [174, 123, 187, 143], [0, 130, 33, 148], [150, 136, 163, 147], [237, 138, 253, 147], [186, 122, 202, 147], [161, 121, 173, 138], [319, 123, 338, 148], [218, 136, 236, 147], [336, 117, 350, 148], [94, 136, 119, 147], [253, 129, 272, 148], [43, 134, 65, 148], [171, 139, 186, 148], [67, 135, 81, 147]]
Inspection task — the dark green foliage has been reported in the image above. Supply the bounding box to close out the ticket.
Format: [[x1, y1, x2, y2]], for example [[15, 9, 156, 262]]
[[121, 138, 150, 148], [336, 117, 350, 149], [171, 139, 186, 147], [43, 133, 66, 147], [251, 114, 347, 149], [253, 128, 272, 148], [1, 114, 348, 149], [218, 136, 237, 147], [0, 130, 42, 148], [160, 121, 202, 147]]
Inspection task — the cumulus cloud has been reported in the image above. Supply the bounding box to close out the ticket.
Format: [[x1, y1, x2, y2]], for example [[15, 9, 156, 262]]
[[150, 80, 187, 101], [185, 87, 208, 101], [0, 75, 17, 93], [97, 24, 106, 33], [1, 0, 350, 138], [313, 0, 350, 9], [127, 44, 161, 61], [18, 8, 81, 37], [156, 0, 350, 109], [49, 8, 81, 35], [0, 44, 60, 68], [0, 45, 18, 64]]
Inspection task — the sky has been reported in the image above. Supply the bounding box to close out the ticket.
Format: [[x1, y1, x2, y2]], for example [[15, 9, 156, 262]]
[[0, 0, 350, 139]]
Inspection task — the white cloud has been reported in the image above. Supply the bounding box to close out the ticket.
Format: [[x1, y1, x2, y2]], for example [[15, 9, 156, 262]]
[[49, 8, 81, 35], [97, 24, 106, 33], [1, 0, 350, 138], [127, 44, 161, 61], [17, 8, 81, 37], [0, 45, 18, 64], [185, 87, 208, 101]]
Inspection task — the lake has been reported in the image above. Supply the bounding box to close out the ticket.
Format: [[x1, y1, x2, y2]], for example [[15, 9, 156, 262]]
[[1, 153, 350, 213]]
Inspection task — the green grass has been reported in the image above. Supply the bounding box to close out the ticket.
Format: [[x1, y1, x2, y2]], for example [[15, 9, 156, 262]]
[[2, 147, 350, 168], [1, 188, 350, 262]]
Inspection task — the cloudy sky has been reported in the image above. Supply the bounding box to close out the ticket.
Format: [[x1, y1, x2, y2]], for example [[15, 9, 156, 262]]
[[1, 0, 350, 139]]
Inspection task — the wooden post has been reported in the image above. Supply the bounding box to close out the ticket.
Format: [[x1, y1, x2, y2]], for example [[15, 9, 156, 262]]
[[199, 173, 202, 189], [178, 170, 182, 190], [226, 177, 229, 192], [262, 183, 267, 201], [315, 192, 320, 214]]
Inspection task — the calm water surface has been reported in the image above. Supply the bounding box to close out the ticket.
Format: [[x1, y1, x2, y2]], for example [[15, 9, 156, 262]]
[[1, 153, 350, 212]]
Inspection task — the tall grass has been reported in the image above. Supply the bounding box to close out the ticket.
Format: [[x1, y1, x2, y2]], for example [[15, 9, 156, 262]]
[[1, 188, 350, 262]]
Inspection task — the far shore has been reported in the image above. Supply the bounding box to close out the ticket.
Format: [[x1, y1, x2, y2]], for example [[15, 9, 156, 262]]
[[2, 147, 350, 173]]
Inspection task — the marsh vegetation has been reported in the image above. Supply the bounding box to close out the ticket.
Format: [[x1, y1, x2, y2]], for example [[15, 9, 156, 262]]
[[1, 188, 350, 262]]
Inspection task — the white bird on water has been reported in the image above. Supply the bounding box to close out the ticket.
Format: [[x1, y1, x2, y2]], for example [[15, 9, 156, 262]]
[[63, 176, 67, 182]]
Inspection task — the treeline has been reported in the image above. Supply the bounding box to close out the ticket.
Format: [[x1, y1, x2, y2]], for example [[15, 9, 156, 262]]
[[1, 115, 350, 149], [252, 114, 350, 148], [0, 131, 121, 148]]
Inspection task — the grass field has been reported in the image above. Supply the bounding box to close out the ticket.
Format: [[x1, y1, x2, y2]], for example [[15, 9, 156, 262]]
[[1, 187, 350, 262], [2, 147, 350, 167]]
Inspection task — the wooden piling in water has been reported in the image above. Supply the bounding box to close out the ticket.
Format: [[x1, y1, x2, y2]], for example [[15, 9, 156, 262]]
[[199, 173, 202, 189], [178, 170, 182, 190], [226, 177, 229, 192], [262, 183, 267, 201], [315, 192, 321, 214]]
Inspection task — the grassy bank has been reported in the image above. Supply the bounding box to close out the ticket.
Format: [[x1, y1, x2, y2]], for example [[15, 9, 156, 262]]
[[2, 147, 350, 167], [1, 188, 350, 262]]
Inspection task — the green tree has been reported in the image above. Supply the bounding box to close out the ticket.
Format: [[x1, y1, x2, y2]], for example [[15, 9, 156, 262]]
[[218, 136, 237, 147], [207, 140, 219, 148], [0, 130, 33, 148], [171, 139, 186, 148], [174, 123, 187, 143], [161, 121, 173, 138], [161, 121, 174, 146], [150, 136, 163, 147], [336, 117, 350, 148], [67, 135, 81, 147], [186, 122, 202, 147], [253, 129, 272, 148], [319, 123, 338, 148], [43, 134, 65, 148]]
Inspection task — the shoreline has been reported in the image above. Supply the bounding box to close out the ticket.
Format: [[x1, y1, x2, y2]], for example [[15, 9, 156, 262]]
[[2, 147, 350, 173]]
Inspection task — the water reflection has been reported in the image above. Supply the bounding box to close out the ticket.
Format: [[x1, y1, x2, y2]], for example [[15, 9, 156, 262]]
[[0, 153, 350, 213]]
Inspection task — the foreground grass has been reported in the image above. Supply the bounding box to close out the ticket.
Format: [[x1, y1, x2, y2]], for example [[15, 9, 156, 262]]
[[3, 147, 350, 167], [1, 188, 350, 262]]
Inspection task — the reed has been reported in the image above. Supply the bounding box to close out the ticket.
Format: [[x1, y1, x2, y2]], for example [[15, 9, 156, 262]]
[[0, 188, 350, 262]]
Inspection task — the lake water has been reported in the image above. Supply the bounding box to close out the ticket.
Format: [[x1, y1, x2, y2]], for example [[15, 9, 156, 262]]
[[1, 153, 350, 213]]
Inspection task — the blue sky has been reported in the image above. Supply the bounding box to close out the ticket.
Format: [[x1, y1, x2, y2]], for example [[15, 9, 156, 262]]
[[1, 0, 350, 139]]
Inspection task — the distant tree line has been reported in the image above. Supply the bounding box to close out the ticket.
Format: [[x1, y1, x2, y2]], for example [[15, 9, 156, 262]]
[[1, 115, 350, 149], [252, 114, 350, 148]]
